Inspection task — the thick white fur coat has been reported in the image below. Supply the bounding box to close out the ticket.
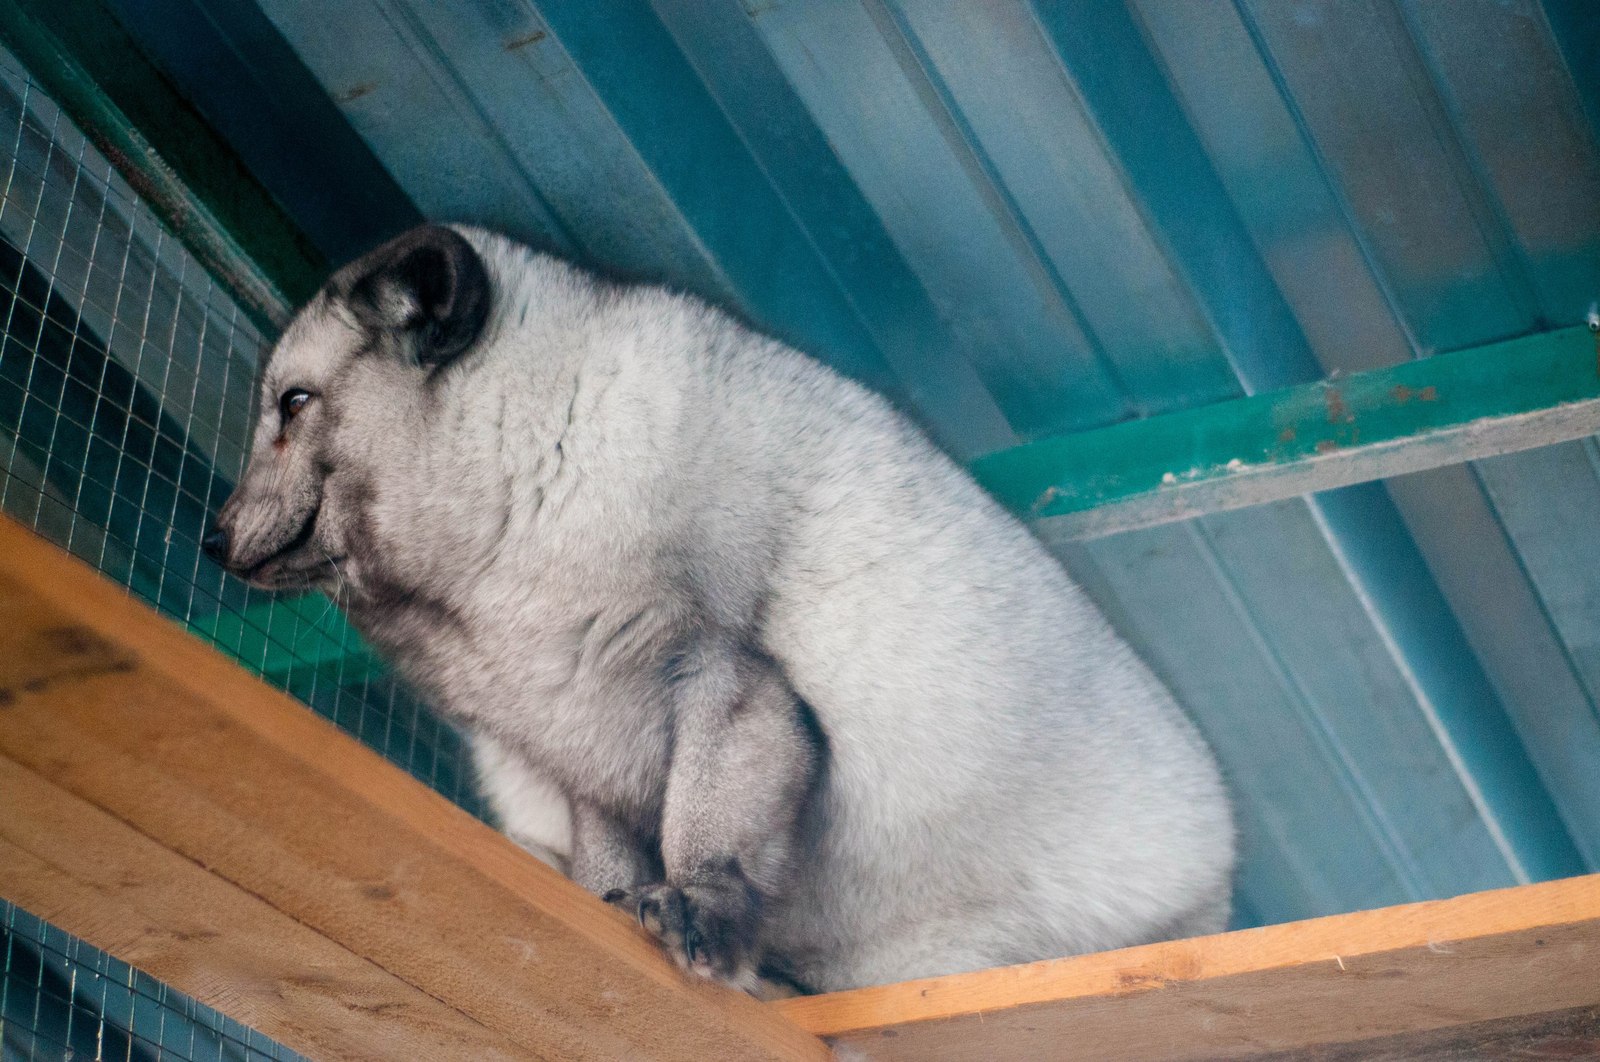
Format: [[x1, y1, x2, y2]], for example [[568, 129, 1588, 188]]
[[222, 226, 1235, 994]]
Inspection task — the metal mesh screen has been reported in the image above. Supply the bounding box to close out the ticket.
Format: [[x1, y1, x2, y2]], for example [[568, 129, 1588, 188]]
[[0, 45, 482, 1060], [2, 903, 305, 1062]]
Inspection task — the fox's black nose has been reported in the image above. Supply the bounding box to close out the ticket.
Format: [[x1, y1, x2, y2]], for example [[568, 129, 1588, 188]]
[[201, 527, 230, 565]]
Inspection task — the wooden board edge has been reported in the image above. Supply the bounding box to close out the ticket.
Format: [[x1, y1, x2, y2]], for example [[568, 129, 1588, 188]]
[[774, 873, 1600, 1037], [0, 752, 534, 1061], [0, 516, 663, 971], [0, 516, 829, 1062]]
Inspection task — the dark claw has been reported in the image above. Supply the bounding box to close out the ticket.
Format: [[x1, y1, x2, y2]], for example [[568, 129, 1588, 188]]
[[615, 881, 756, 990]]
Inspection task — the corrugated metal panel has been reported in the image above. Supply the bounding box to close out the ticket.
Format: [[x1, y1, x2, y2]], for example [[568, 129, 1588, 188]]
[[115, 0, 1600, 927]]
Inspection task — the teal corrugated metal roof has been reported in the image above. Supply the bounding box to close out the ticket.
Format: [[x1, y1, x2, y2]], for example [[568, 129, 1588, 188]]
[[113, 0, 1600, 928]]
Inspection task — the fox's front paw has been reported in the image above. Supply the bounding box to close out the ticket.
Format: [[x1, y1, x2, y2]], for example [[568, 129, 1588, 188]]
[[604, 880, 761, 993]]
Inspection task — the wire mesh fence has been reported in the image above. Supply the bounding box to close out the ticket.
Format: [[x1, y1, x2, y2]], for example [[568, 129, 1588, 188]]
[[0, 44, 481, 1061], [1, 904, 305, 1062]]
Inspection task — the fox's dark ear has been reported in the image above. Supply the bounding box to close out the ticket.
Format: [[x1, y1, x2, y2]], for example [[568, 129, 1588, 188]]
[[339, 225, 491, 369]]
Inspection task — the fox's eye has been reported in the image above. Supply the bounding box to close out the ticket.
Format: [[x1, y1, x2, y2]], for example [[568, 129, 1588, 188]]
[[279, 388, 312, 421]]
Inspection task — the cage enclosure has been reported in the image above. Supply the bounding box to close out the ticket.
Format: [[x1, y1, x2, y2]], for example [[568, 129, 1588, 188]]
[[1, 1, 1599, 1060]]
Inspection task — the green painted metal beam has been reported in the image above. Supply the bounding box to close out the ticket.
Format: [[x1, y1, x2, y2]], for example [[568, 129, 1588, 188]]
[[972, 325, 1600, 542], [0, 0, 326, 330]]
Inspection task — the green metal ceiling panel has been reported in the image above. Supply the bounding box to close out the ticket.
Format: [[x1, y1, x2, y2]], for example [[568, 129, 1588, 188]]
[[94, 0, 1600, 928]]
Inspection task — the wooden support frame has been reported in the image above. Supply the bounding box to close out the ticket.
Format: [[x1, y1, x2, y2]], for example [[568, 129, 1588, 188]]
[[778, 875, 1600, 1060], [3, 517, 1598, 1059], [0, 518, 827, 1062], [972, 324, 1600, 541]]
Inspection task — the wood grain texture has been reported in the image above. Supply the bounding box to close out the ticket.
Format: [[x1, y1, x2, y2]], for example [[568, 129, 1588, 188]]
[[779, 874, 1600, 1060], [7, 509, 1598, 1062], [1238, 1005, 1600, 1061], [0, 517, 827, 1062]]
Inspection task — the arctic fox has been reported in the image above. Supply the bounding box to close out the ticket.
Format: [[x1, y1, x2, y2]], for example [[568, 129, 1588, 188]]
[[208, 224, 1235, 994]]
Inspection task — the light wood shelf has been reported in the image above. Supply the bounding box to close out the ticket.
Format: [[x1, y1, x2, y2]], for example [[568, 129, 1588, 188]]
[[3, 515, 1596, 1061], [779, 874, 1600, 1060], [0, 516, 824, 1062]]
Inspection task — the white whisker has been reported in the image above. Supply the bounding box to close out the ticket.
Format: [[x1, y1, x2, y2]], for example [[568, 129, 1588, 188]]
[[292, 545, 348, 653]]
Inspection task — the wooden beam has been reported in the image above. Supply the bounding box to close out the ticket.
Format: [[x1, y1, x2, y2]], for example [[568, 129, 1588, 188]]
[[0, 517, 826, 1062], [1243, 1007, 1600, 1062], [5, 519, 1599, 1062], [0, 0, 327, 328], [971, 325, 1600, 541], [777, 874, 1600, 1061]]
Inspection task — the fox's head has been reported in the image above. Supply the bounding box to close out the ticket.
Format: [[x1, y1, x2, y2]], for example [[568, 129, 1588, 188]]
[[204, 224, 492, 591]]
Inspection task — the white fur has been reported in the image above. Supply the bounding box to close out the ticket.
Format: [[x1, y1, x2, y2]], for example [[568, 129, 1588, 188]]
[[223, 226, 1236, 993]]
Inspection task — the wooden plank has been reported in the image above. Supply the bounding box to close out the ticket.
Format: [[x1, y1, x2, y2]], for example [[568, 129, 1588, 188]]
[[777, 874, 1600, 1061], [0, 756, 533, 1062], [0, 0, 327, 328], [0, 517, 826, 1062], [5, 521, 1598, 1062], [970, 325, 1600, 541], [1243, 1005, 1600, 1062]]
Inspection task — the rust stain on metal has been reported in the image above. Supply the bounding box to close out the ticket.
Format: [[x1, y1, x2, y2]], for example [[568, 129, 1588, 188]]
[[1315, 439, 1341, 455], [505, 29, 547, 50], [1278, 426, 1296, 443], [1324, 386, 1353, 424], [1391, 384, 1436, 404]]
